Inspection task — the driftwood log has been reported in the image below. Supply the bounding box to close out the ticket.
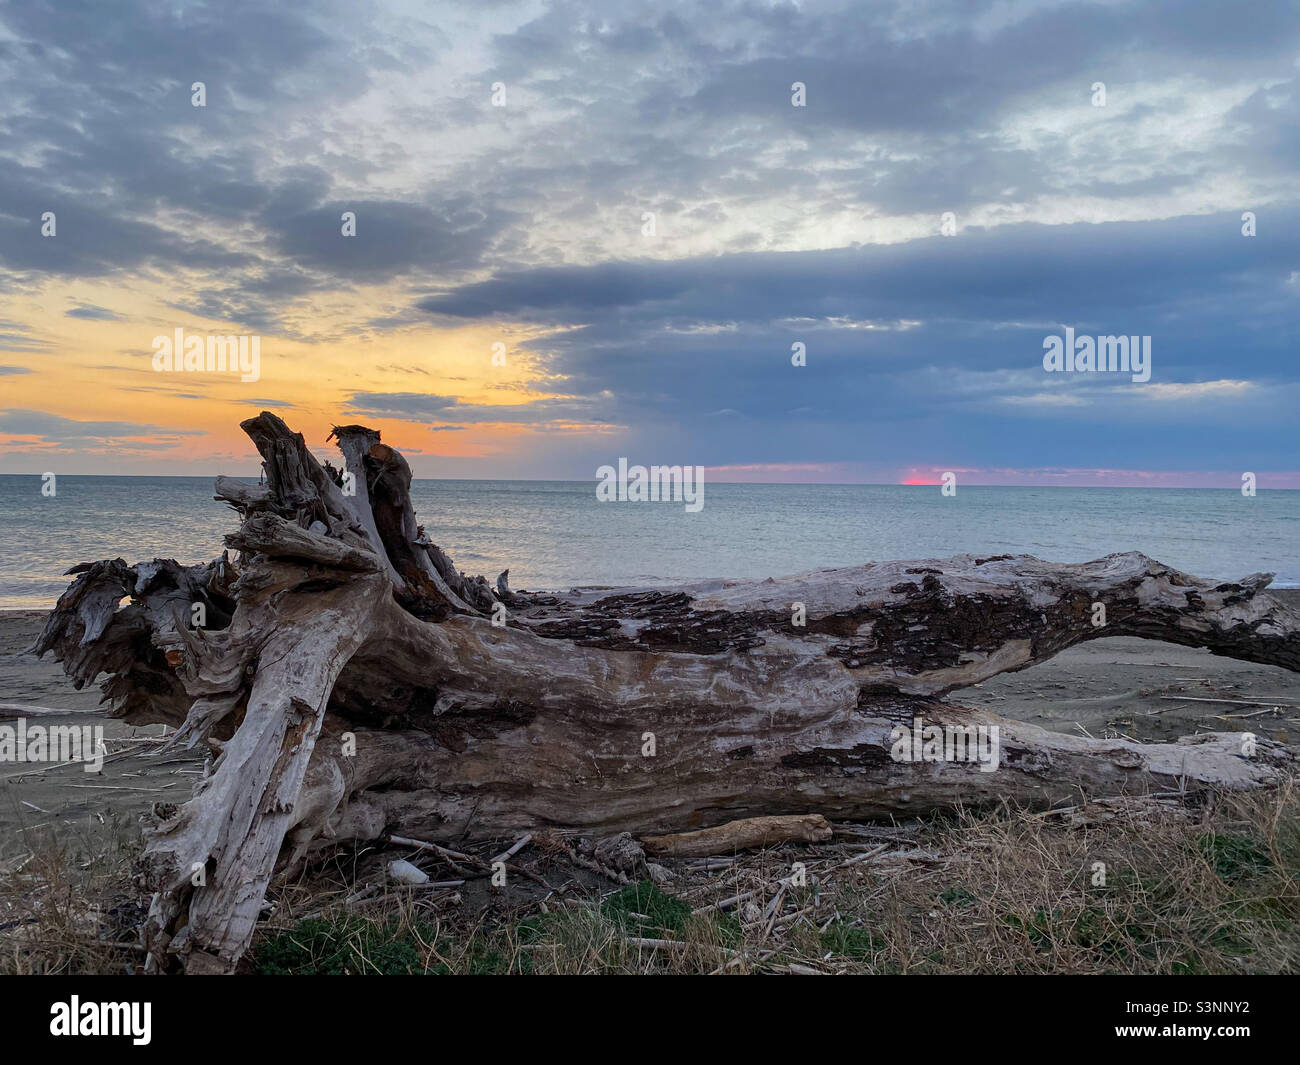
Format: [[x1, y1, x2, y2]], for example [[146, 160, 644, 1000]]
[[31, 411, 1300, 973], [643, 815, 834, 858]]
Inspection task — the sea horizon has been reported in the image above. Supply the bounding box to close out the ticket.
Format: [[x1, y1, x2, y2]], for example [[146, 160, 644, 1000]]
[[4, 475, 1297, 610], [2, 472, 1298, 489]]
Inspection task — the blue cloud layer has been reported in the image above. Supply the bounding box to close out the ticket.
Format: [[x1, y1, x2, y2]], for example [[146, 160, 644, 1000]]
[[0, 0, 1297, 475]]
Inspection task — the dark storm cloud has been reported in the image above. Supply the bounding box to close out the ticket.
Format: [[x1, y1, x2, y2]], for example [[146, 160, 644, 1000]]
[[343, 391, 615, 426], [0, 165, 252, 278], [65, 305, 125, 321], [414, 208, 1300, 469], [0, 321, 53, 353], [420, 209, 1298, 332], [682, 0, 1300, 137], [0, 409, 205, 446], [271, 199, 512, 279], [164, 266, 336, 337], [0, 0, 341, 98], [341, 394, 461, 417]]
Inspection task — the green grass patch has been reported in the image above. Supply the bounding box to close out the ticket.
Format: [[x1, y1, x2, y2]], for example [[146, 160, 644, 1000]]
[[820, 922, 880, 959], [600, 880, 692, 937], [254, 916, 442, 975], [1196, 833, 1272, 881]]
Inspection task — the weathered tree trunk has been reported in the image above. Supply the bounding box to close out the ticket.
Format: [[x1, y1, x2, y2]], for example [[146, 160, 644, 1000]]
[[31, 412, 1300, 973]]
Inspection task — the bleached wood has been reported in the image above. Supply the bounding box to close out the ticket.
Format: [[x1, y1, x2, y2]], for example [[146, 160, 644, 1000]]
[[643, 815, 833, 857]]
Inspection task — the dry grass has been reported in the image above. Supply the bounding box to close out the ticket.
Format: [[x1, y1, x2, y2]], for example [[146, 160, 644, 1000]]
[[0, 811, 145, 974], [3, 780, 1298, 974]]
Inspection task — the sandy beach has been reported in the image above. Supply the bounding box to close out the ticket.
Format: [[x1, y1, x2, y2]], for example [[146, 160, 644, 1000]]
[[0, 611, 204, 853], [4, 595, 1299, 851]]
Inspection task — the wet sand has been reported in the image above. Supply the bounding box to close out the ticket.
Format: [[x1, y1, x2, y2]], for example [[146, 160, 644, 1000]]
[[3, 594, 1299, 852]]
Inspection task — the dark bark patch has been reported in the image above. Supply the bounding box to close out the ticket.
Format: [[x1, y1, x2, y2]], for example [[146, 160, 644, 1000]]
[[780, 743, 896, 770]]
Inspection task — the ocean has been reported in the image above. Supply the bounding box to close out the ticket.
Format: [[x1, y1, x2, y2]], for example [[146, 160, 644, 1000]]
[[0, 474, 1296, 610]]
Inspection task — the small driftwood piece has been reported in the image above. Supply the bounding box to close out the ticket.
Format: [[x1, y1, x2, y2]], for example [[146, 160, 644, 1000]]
[[642, 815, 834, 858]]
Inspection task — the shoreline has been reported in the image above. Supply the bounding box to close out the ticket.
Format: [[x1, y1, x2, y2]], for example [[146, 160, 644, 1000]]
[[4, 470, 1300, 488]]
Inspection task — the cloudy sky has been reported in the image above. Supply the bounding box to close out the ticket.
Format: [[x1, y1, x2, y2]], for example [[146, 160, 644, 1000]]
[[0, 0, 1297, 484]]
